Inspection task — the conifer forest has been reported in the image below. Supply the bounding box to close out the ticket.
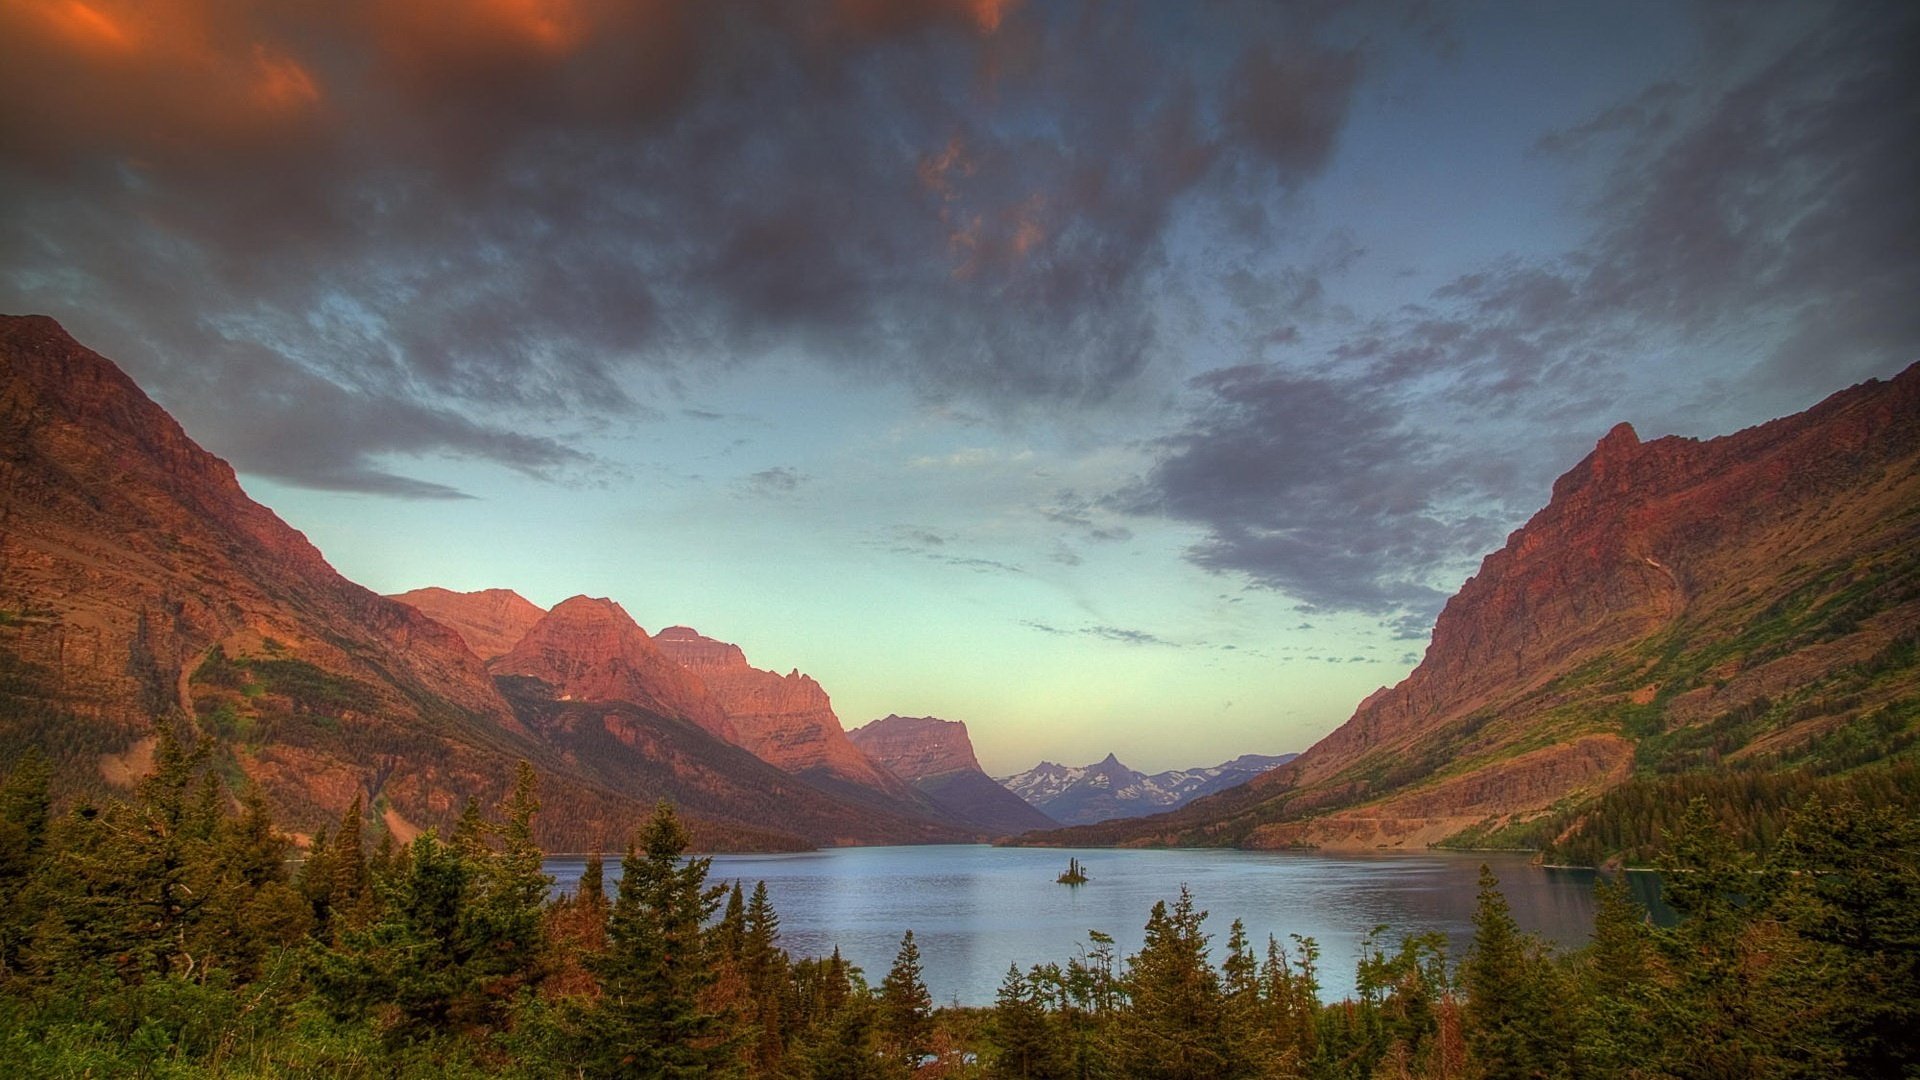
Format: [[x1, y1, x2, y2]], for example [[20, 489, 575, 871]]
[[1, 729, 1914, 1079]]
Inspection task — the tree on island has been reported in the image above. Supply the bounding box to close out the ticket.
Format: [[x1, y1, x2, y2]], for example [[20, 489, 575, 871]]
[[1057, 857, 1089, 885]]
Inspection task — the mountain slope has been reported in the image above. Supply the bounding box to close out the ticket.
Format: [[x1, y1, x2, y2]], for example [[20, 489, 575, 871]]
[[847, 714, 1058, 835], [0, 315, 966, 851], [0, 314, 545, 835], [1029, 365, 1920, 851], [389, 587, 546, 660], [997, 753, 1296, 826]]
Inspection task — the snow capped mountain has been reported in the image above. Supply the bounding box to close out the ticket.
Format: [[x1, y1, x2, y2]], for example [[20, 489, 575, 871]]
[[996, 752, 1296, 826]]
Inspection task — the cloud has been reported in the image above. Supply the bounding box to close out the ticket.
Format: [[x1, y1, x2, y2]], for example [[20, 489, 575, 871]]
[[0, 0, 1372, 496], [1120, 364, 1497, 617], [1119, 3, 1918, 619], [884, 525, 1023, 574], [741, 466, 806, 498], [1020, 619, 1176, 646]]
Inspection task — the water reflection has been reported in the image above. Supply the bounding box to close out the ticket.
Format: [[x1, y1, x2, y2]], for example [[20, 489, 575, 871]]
[[547, 845, 1656, 1007]]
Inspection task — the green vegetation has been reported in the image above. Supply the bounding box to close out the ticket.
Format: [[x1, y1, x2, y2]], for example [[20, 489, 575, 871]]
[[1056, 857, 1088, 885], [1, 734, 1914, 1078]]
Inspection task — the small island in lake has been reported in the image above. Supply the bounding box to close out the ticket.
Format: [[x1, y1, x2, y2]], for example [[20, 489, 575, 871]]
[[1057, 856, 1089, 885]]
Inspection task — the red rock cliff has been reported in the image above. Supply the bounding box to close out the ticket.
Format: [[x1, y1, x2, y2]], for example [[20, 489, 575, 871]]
[[389, 587, 546, 660], [653, 626, 910, 796], [491, 599, 737, 743], [846, 714, 983, 780]]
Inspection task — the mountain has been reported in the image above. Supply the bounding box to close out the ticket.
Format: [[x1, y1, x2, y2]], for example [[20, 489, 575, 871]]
[[847, 714, 1058, 835], [388, 587, 546, 660], [651, 625, 897, 792], [1028, 365, 1920, 852], [0, 314, 965, 851], [492, 599, 738, 744], [997, 752, 1296, 826], [649, 626, 981, 835]]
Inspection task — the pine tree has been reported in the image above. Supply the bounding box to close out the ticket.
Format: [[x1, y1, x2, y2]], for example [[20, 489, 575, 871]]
[[990, 963, 1055, 1079], [467, 761, 551, 1008], [742, 879, 789, 1071], [1461, 864, 1572, 1080], [575, 801, 742, 1078], [1121, 887, 1234, 1080], [578, 851, 606, 910], [329, 795, 374, 936], [1576, 875, 1659, 1074], [879, 929, 933, 1068]]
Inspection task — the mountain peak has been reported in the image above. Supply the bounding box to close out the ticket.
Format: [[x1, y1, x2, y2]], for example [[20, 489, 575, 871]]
[[652, 625, 904, 794], [847, 714, 982, 779], [389, 586, 546, 660], [492, 599, 736, 741]]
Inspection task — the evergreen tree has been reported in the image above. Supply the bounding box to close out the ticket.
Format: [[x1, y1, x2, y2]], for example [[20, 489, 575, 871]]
[[574, 801, 742, 1078], [717, 880, 747, 964], [328, 795, 374, 936], [1766, 797, 1920, 1077], [1121, 887, 1236, 1080], [880, 929, 934, 1069], [467, 761, 552, 1008], [1576, 875, 1660, 1075], [1460, 865, 1571, 1080], [742, 879, 790, 1071], [578, 851, 606, 909], [990, 963, 1055, 1079]]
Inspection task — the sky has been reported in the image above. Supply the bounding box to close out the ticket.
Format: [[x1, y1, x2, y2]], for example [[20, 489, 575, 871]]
[[3, 1, 1915, 775]]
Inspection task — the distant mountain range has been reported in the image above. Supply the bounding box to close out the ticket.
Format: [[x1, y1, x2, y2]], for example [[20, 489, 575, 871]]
[[996, 752, 1296, 826], [1024, 361, 1920, 852]]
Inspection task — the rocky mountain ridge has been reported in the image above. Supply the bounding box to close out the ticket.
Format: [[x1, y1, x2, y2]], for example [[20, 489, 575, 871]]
[[651, 625, 907, 797], [491, 598, 738, 744], [1028, 364, 1920, 850], [388, 587, 546, 661]]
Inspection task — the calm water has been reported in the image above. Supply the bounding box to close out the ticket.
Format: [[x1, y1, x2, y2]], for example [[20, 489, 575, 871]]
[[546, 845, 1646, 1007]]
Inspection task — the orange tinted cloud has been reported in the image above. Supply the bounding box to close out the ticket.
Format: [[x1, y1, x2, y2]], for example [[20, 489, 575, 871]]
[[966, 0, 1017, 34], [834, 0, 1019, 37], [479, 0, 587, 54], [918, 135, 974, 207], [250, 46, 321, 114], [34, 0, 136, 54]]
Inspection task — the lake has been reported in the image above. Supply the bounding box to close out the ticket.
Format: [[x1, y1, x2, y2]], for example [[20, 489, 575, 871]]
[[546, 844, 1649, 1007]]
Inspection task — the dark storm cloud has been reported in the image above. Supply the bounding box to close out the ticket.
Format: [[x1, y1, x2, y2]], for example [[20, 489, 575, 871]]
[[0, 0, 1369, 496], [1122, 364, 1499, 617], [1125, 2, 1918, 618]]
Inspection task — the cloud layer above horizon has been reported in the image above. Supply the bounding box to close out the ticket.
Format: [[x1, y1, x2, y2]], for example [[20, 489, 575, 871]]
[[4, 0, 1916, 765]]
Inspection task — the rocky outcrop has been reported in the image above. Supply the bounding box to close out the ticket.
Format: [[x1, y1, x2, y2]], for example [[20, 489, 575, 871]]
[[389, 587, 546, 659], [652, 625, 907, 795], [492, 600, 737, 743], [1023, 364, 1920, 850], [846, 714, 984, 780], [848, 715, 1057, 835]]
